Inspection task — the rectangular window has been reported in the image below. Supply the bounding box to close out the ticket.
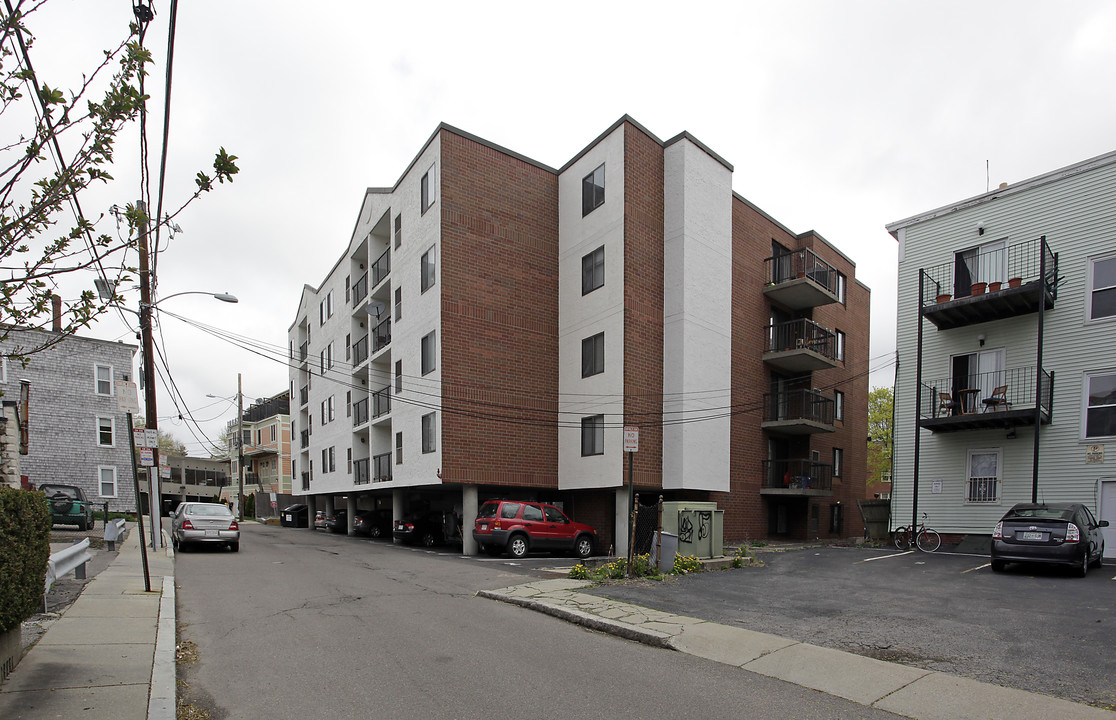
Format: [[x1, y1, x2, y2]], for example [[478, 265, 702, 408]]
[[582, 246, 605, 295], [328, 446, 336, 472], [322, 448, 328, 472], [421, 163, 436, 214], [421, 331, 436, 375], [321, 400, 327, 425], [256, 429, 262, 445], [394, 214, 402, 249], [95, 365, 113, 395], [395, 360, 403, 394], [395, 431, 403, 464], [582, 332, 605, 377], [966, 448, 1001, 503], [346, 333, 351, 361], [836, 273, 847, 304], [0, 357, 7, 383], [269, 424, 276, 442], [833, 448, 843, 477], [421, 246, 436, 293], [581, 415, 604, 456], [422, 412, 436, 453], [346, 391, 352, 417], [345, 275, 351, 303], [98, 467, 117, 497], [394, 287, 402, 321], [327, 290, 334, 319], [97, 416, 114, 447], [582, 163, 605, 216], [834, 391, 844, 421], [1087, 252, 1116, 322], [1085, 370, 1116, 439], [327, 395, 335, 422], [327, 342, 334, 370], [835, 330, 846, 361], [347, 448, 353, 474], [320, 350, 325, 375]]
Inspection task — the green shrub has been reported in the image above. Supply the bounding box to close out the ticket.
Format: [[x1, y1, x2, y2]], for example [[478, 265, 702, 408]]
[[0, 489, 51, 632], [568, 563, 589, 580], [672, 553, 703, 575]]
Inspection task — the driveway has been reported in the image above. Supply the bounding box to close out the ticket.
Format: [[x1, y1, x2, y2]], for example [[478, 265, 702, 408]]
[[583, 545, 1116, 710]]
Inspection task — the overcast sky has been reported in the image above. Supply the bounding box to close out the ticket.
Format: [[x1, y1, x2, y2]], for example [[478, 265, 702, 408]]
[[22, 0, 1116, 455]]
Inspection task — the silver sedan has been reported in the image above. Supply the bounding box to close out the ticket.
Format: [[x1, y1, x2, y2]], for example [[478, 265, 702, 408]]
[[171, 502, 240, 552]]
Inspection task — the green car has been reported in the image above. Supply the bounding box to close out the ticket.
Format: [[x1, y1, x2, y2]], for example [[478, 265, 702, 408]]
[[40, 483, 95, 530]]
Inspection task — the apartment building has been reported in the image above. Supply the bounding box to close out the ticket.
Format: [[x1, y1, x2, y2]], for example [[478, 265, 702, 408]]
[[0, 321, 138, 512], [288, 117, 869, 554], [886, 150, 1116, 556], [223, 392, 292, 515]]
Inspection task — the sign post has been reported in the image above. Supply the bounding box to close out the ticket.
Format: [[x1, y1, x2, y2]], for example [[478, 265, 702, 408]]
[[623, 426, 638, 571], [116, 381, 150, 592]]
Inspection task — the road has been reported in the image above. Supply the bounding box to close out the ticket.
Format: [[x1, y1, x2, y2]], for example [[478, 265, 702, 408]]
[[175, 524, 905, 720]]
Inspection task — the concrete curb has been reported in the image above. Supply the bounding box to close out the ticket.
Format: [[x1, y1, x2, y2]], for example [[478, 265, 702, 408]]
[[148, 531, 175, 720]]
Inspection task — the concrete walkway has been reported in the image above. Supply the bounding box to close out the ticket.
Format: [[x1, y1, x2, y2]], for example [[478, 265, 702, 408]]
[[0, 522, 176, 720], [479, 579, 1113, 720]]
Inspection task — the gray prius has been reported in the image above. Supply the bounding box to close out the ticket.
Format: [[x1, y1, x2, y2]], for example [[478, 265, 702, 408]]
[[171, 502, 240, 553]]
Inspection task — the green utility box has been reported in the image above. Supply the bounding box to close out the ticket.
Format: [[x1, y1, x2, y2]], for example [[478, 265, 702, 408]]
[[661, 501, 724, 559]]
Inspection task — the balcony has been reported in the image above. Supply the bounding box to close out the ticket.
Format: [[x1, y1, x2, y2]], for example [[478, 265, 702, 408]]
[[760, 458, 834, 497], [370, 248, 390, 288], [763, 248, 842, 310], [763, 319, 838, 372], [762, 390, 835, 435], [371, 317, 391, 354], [354, 457, 370, 485], [301, 471, 310, 491], [353, 334, 369, 366], [918, 366, 1053, 433], [920, 236, 1057, 330], [352, 271, 368, 308], [373, 452, 392, 483], [372, 385, 391, 419], [298, 341, 308, 364], [353, 397, 369, 426], [300, 429, 309, 449], [299, 384, 308, 407]]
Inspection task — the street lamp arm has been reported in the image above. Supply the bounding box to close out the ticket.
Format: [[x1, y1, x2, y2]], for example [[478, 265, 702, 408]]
[[141, 290, 238, 308]]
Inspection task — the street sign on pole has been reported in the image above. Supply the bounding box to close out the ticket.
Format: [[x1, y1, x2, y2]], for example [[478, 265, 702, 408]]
[[139, 448, 154, 467], [116, 381, 141, 415], [624, 426, 639, 453], [133, 428, 158, 448]]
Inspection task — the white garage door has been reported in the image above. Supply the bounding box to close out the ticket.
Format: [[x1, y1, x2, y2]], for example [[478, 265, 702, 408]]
[[1102, 480, 1116, 560]]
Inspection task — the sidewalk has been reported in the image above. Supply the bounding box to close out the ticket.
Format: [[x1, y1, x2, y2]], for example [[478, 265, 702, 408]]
[[0, 522, 176, 720], [479, 579, 1113, 720]]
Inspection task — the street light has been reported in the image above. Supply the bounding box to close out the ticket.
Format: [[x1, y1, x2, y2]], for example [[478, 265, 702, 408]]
[[207, 373, 247, 520]]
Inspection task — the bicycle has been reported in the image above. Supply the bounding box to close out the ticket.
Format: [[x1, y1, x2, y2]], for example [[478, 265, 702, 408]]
[[893, 513, 941, 552]]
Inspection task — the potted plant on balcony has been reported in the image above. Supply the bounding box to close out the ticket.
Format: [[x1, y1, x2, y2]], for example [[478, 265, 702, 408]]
[[1008, 276, 1023, 288], [971, 281, 987, 295], [989, 281, 1002, 291], [936, 292, 952, 303]]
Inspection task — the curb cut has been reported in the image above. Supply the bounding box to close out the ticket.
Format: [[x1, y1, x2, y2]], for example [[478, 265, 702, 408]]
[[476, 590, 673, 648]]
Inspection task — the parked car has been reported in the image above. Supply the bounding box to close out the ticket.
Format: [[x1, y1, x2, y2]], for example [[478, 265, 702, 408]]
[[39, 483, 95, 530], [353, 508, 392, 538], [473, 500, 596, 559], [991, 503, 1108, 576], [325, 508, 348, 534], [171, 502, 240, 552], [280, 504, 308, 528], [313, 510, 328, 530], [394, 510, 452, 547]]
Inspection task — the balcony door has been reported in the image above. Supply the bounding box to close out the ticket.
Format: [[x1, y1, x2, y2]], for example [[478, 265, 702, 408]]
[[954, 239, 1007, 296], [951, 348, 1005, 412]]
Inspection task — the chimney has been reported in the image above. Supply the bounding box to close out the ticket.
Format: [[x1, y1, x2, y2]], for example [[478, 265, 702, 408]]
[[52, 295, 62, 332]]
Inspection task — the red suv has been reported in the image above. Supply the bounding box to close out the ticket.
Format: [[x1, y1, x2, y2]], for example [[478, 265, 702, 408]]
[[473, 500, 596, 559]]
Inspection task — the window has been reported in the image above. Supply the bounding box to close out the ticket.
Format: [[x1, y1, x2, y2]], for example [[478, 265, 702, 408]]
[[320, 350, 325, 374], [422, 412, 436, 453], [347, 448, 352, 474], [582, 332, 604, 377], [523, 504, 544, 522], [322, 448, 328, 472], [269, 424, 276, 442], [395, 360, 403, 394], [835, 273, 847, 304], [319, 290, 333, 325], [581, 415, 604, 456], [328, 446, 336, 472], [834, 391, 844, 421], [328, 395, 335, 422], [833, 448, 843, 477], [97, 416, 114, 447], [421, 246, 436, 293], [395, 431, 403, 464], [966, 448, 1001, 503], [394, 214, 402, 249], [345, 276, 351, 303], [582, 246, 605, 295], [95, 365, 113, 395], [256, 429, 262, 445], [582, 163, 605, 216], [327, 342, 334, 370], [1087, 252, 1116, 322], [421, 163, 436, 214], [421, 331, 436, 375], [0, 357, 7, 383], [1085, 370, 1116, 439], [954, 239, 1006, 296], [346, 391, 352, 418], [835, 330, 846, 361], [98, 467, 117, 497], [394, 287, 402, 321]]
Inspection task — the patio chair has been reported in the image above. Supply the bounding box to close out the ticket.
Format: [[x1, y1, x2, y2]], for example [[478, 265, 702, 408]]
[[936, 392, 958, 417], [982, 385, 1011, 412]]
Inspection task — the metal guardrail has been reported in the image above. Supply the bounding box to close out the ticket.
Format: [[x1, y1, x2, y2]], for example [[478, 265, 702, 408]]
[[103, 518, 127, 550], [764, 247, 841, 294], [919, 236, 1057, 306], [45, 538, 91, 608]]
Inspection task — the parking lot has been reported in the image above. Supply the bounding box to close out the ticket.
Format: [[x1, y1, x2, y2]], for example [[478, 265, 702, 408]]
[[582, 545, 1116, 710]]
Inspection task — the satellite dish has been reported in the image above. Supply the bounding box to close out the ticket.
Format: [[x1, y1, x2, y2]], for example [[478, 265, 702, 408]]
[[368, 301, 386, 318]]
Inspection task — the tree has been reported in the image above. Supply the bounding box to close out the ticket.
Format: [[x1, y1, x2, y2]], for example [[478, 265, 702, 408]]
[[867, 386, 893, 488], [0, 5, 237, 360], [157, 430, 186, 459], [211, 423, 235, 461]]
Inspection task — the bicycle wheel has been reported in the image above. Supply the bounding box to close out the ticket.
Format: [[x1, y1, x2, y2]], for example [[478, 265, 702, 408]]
[[916, 529, 941, 553], [893, 528, 911, 551]]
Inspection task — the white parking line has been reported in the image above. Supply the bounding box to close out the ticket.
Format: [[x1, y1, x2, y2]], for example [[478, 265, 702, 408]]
[[962, 563, 991, 574], [854, 551, 913, 564]]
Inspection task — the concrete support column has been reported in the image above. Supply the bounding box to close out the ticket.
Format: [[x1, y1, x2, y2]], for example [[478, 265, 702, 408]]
[[392, 490, 404, 544], [614, 487, 629, 558], [346, 495, 357, 535], [462, 485, 478, 556]]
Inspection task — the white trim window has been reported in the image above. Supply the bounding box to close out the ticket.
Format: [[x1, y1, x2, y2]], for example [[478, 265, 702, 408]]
[[1084, 370, 1116, 439], [98, 466, 118, 497], [421, 246, 436, 293], [834, 390, 844, 421], [422, 412, 436, 453], [582, 163, 605, 216], [97, 416, 115, 447], [581, 415, 604, 456], [421, 163, 437, 214], [95, 364, 113, 396], [965, 448, 1001, 503], [0, 356, 7, 384], [1086, 251, 1116, 323], [421, 331, 436, 375]]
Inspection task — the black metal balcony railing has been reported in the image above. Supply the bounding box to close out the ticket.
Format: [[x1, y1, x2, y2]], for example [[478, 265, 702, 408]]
[[372, 385, 391, 418], [301, 471, 310, 491], [353, 397, 369, 426], [919, 365, 1053, 420], [298, 342, 308, 363], [919, 236, 1058, 307], [765, 248, 841, 295], [300, 429, 309, 449], [371, 247, 390, 287], [353, 334, 369, 365], [371, 317, 391, 353], [353, 458, 370, 485], [763, 390, 834, 425], [761, 459, 834, 491], [373, 452, 392, 482], [352, 271, 368, 308], [299, 385, 308, 406], [764, 318, 836, 358]]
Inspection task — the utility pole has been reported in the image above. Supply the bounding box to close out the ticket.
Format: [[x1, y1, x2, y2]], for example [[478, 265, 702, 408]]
[[237, 372, 245, 521], [137, 200, 161, 550]]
